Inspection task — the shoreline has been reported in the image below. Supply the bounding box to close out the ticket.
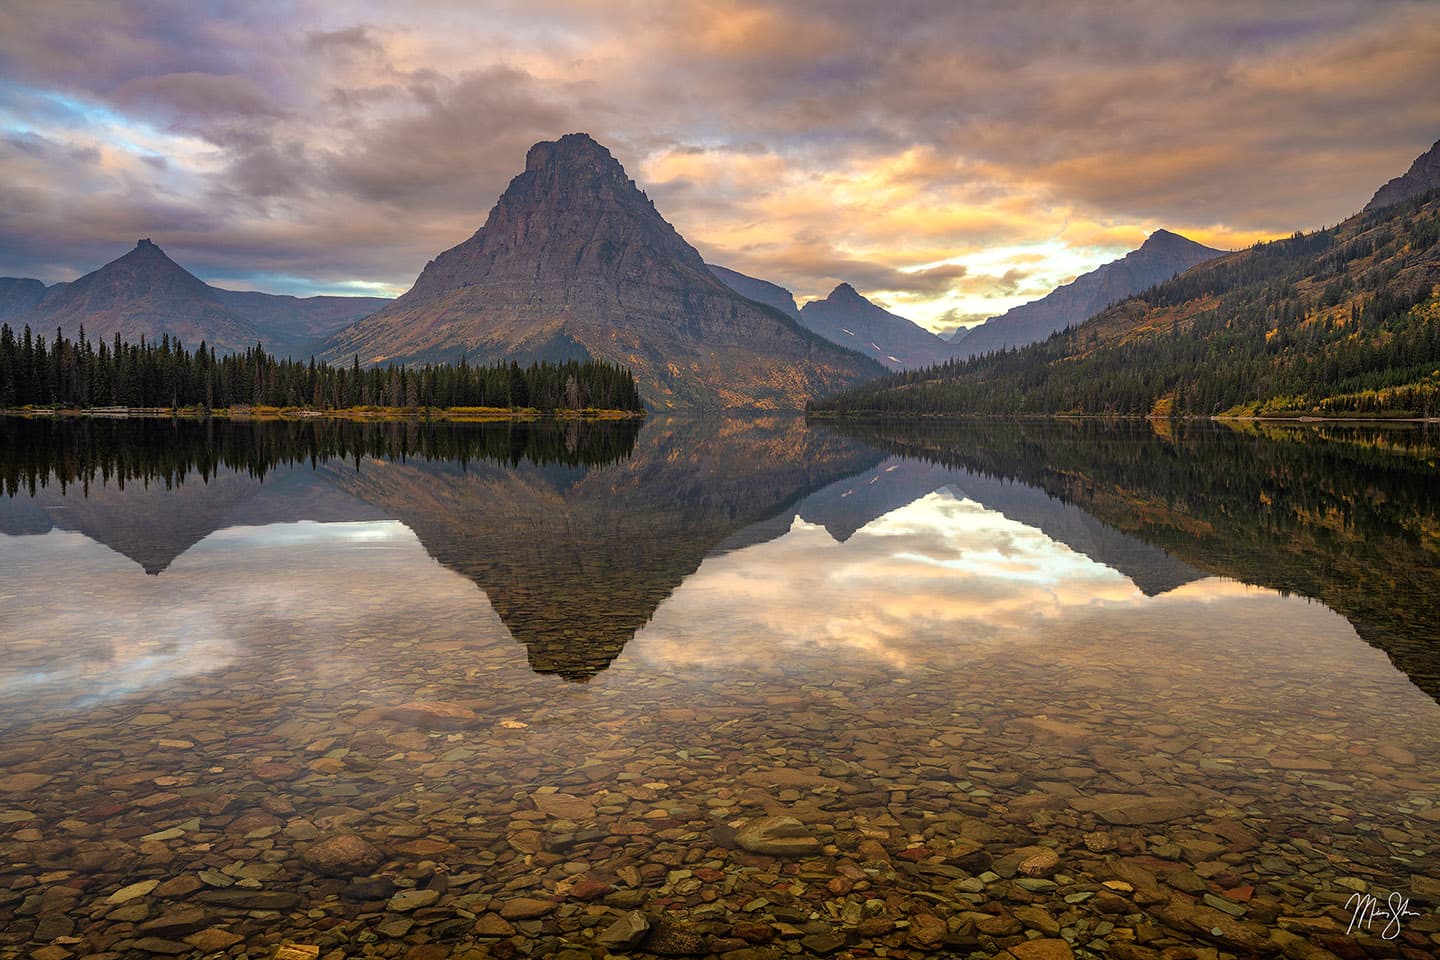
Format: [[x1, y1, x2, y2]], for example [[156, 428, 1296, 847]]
[[806, 411, 1440, 424], [0, 405, 645, 422]]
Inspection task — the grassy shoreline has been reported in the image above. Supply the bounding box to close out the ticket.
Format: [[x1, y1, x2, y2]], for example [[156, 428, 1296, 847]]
[[0, 404, 645, 422], [806, 410, 1440, 424]]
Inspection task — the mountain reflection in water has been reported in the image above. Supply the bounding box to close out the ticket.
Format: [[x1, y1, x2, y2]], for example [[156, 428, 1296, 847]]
[[0, 415, 1437, 702]]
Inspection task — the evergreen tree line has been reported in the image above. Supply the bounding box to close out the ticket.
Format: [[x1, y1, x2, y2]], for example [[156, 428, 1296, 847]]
[[812, 190, 1440, 418], [0, 416, 643, 498], [0, 326, 644, 413]]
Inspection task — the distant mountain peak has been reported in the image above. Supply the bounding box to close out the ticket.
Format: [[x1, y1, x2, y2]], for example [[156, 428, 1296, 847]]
[[1138, 228, 1213, 254], [798, 279, 951, 370], [1364, 137, 1440, 213], [136, 237, 159, 250]]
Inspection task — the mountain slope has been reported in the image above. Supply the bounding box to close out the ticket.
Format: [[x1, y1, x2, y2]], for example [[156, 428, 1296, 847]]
[[813, 184, 1440, 417], [9, 240, 390, 357], [210, 288, 391, 351], [321, 133, 884, 409], [706, 264, 802, 319], [17, 240, 264, 353], [953, 230, 1224, 358], [0, 278, 47, 322], [1365, 137, 1440, 212], [798, 282, 953, 370]]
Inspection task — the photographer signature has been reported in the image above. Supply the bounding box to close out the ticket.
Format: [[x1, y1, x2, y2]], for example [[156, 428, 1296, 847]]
[[1345, 891, 1420, 940]]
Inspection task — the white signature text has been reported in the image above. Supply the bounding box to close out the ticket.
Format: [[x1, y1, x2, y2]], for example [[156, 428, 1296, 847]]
[[1345, 891, 1420, 940]]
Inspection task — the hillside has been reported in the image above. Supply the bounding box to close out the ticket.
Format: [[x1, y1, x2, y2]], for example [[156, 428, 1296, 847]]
[[321, 134, 883, 410], [814, 182, 1440, 418], [953, 229, 1224, 358]]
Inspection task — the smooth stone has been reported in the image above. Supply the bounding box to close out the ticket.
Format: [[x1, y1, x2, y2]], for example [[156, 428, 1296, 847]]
[[474, 914, 517, 938], [106, 879, 160, 904], [387, 888, 440, 912], [273, 946, 320, 960], [300, 834, 384, 876], [533, 792, 596, 820], [185, 930, 245, 952], [596, 910, 650, 949], [131, 938, 190, 955], [1009, 938, 1075, 960], [383, 701, 476, 729], [137, 907, 211, 938], [734, 816, 822, 857], [907, 914, 947, 950], [1086, 794, 1202, 825], [499, 897, 554, 920], [195, 889, 301, 910], [343, 877, 397, 901]]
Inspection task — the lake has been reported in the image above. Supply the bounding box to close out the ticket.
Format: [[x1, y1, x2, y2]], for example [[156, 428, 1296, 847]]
[[1, 415, 1437, 959]]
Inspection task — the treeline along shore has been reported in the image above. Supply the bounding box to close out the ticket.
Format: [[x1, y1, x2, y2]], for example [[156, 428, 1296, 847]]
[[0, 324, 646, 417]]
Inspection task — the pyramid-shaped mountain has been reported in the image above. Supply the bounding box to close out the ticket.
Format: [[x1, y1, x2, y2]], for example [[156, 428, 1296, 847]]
[[799, 282, 954, 370], [9, 240, 391, 357], [18, 240, 264, 353], [321, 134, 884, 409], [953, 229, 1223, 358], [1365, 137, 1440, 212]]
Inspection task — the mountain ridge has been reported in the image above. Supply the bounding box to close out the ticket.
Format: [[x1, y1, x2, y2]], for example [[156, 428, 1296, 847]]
[[951, 229, 1225, 358]]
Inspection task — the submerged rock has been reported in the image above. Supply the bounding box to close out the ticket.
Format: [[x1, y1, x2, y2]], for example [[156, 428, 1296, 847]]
[[734, 816, 822, 857]]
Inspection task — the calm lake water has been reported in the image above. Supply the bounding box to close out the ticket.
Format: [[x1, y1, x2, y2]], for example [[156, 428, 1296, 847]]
[[1, 416, 1437, 960]]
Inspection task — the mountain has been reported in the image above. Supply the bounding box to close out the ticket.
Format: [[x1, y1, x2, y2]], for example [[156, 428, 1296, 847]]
[[706, 264, 802, 319], [7, 240, 389, 357], [16, 240, 264, 353], [321, 133, 884, 409], [952, 230, 1224, 358], [1365, 137, 1440, 212], [210, 288, 391, 349], [0, 278, 47, 322], [814, 150, 1440, 418], [796, 283, 953, 370]]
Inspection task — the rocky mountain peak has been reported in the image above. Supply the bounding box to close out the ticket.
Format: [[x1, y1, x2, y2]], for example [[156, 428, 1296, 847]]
[[827, 282, 864, 302], [322, 134, 882, 407], [1364, 137, 1440, 213]]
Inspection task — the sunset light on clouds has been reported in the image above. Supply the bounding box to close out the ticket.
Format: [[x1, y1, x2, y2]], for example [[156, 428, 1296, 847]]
[[2, 1, 1438, 332]]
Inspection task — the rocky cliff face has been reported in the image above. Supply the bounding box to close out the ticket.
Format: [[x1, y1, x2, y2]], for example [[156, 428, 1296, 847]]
[[1364, 137, 1440, 212], [953, 229, 1223, 358], [707, 264, 802, 319], [322, 134, 883, 409], [798, 283, 953, 370]]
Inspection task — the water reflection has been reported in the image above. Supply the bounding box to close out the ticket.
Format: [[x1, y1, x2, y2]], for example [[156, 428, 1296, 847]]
[[826, 418, 1440, 702], [0, 416, 1438, 959]]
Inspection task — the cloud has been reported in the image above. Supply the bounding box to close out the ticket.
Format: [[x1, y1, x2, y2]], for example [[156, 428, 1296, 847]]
[[0, 0, 1437, 320]]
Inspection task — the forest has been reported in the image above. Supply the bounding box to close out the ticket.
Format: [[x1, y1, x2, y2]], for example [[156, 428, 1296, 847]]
[[0, 326, 645, 414], [0, 416, 642, 497], [812, 190, 1440, 418]]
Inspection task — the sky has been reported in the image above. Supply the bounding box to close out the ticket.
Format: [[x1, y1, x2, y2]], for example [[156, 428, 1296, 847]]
[[1, 1, 1438, 333]]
